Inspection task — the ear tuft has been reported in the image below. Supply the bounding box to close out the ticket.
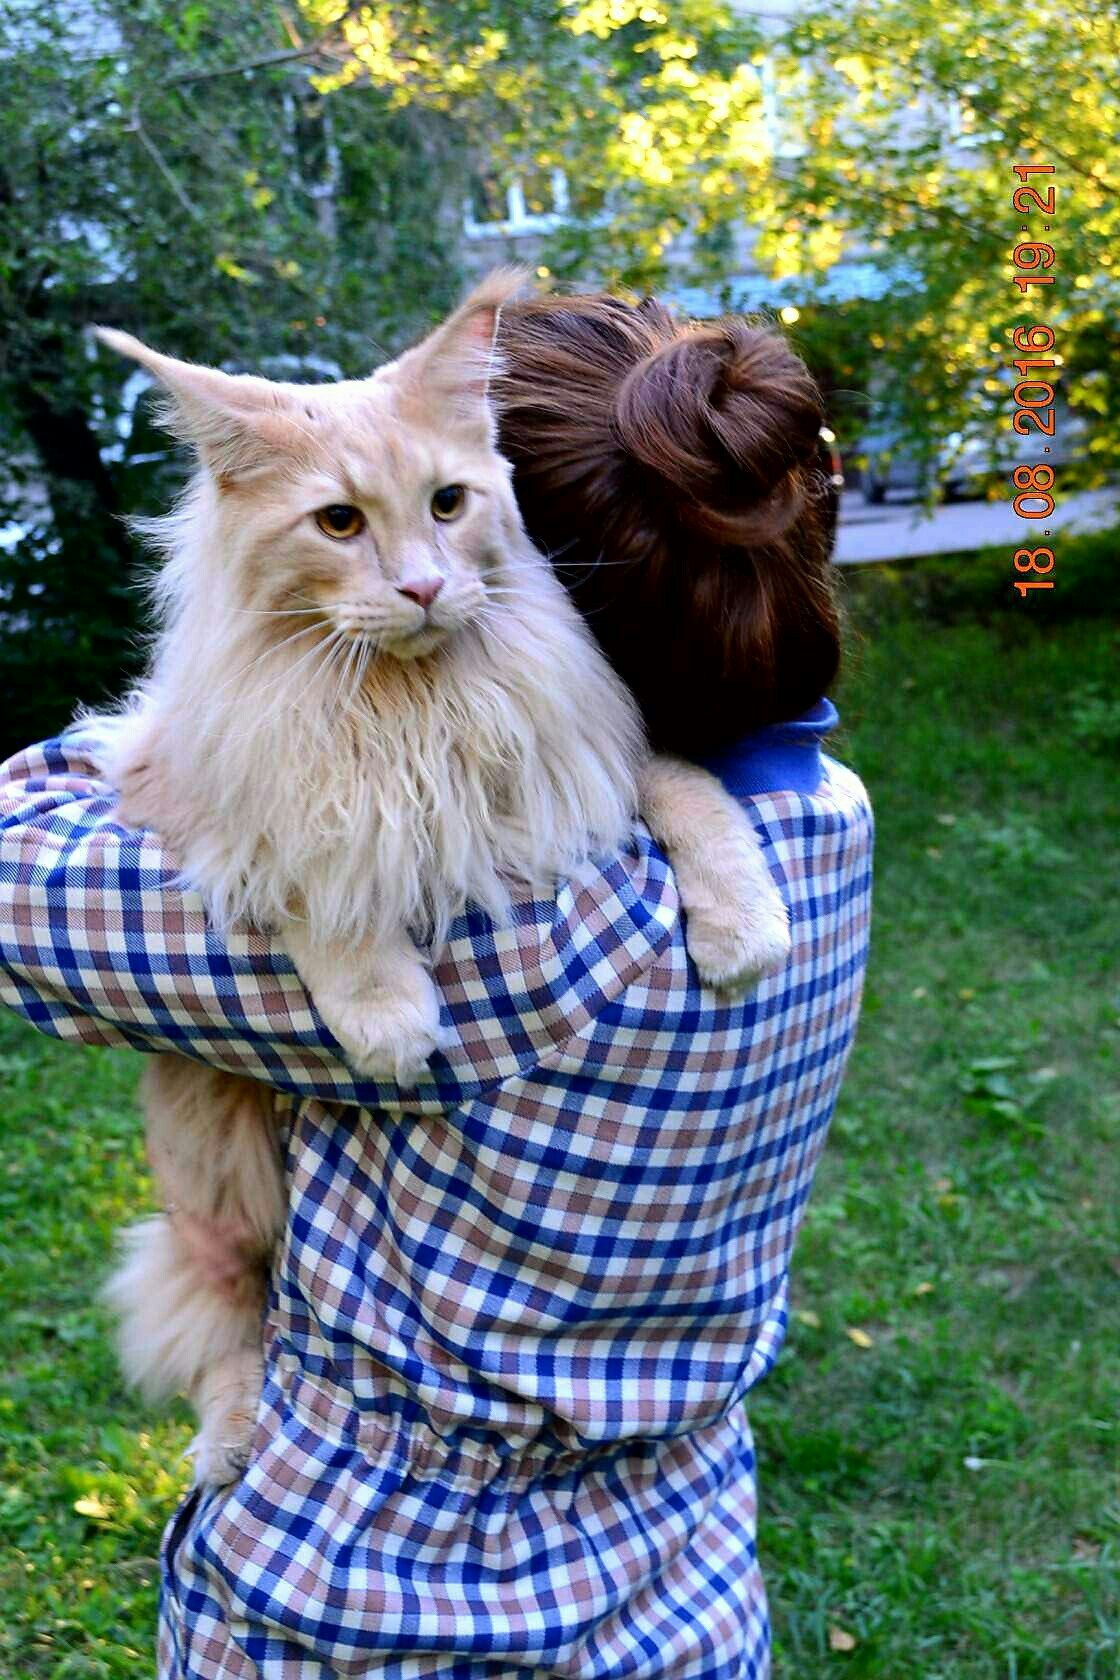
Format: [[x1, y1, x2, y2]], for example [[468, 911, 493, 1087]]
[[391, 267, 533, 433], [455, 265, 533, 331], [95, 326, 162, 369], [93, 327, 304, 480]]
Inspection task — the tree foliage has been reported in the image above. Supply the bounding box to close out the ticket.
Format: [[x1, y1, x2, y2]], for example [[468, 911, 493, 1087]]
[[768, 0, 1119, 473], [0, 0, 465, 749], [0, 0, 1114, 751], [295, 0, 1117, 465]]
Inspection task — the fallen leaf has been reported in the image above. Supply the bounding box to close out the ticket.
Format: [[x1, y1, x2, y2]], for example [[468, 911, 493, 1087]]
[[913, 1281, 935, 1296], [911, 986, 928, 999], [845, 1327, 873, 1349], [73, 1494, 110, 1520], [795, 1309, 822, 1329], [1072, 1537, 1101, 1561], [958, 987, 975, 1000], [829, 1626, 857, 1652], [925, 845, 942, 859], [933, 1176, 953, 1193], [935, 812, 957, 826]]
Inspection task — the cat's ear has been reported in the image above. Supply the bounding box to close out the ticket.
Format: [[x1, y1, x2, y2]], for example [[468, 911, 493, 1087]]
[[391, 268, 528, 435], [94, 329, 303, 480]]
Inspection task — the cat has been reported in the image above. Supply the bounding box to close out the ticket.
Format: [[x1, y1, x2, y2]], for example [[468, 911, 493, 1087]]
[[91, 272, 791, 1484]]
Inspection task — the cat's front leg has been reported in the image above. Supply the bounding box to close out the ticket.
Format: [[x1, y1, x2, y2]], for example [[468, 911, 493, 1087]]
[[639, 756, 791, 996], [284, 923, 446, 1083], [191, 1345, 266, 1487]]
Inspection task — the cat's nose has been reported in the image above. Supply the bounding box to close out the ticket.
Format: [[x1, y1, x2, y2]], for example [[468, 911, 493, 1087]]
[[397, 576, 444, 610]]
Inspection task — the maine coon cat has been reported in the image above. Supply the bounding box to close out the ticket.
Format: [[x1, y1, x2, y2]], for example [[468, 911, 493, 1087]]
[[93, 273, 791, 1484]]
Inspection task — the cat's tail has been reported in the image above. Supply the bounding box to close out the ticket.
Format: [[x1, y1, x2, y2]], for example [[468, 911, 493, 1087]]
[[103, 1213, 267, 1405]]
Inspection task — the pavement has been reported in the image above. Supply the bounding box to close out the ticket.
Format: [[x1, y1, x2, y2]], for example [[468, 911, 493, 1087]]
[[834, 486, 1116, 565]]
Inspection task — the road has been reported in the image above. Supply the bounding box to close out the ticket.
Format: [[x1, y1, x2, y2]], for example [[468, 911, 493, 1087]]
[[834, 486, 1116, 565]]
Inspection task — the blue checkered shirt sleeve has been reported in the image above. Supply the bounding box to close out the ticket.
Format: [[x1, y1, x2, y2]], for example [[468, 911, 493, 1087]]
[[0, 728, 688, 1111]]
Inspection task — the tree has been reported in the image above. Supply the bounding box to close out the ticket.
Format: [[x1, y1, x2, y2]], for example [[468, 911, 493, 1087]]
[[301, 0, 1117, 475], [0, 0, 466, 751], [1, 0, 1114, 751], [764, 0, 1119, 480]]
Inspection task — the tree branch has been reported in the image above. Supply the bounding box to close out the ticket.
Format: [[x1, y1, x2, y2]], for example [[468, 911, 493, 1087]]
[[127, 110, 204, 223], [164, 39, 334, 88]]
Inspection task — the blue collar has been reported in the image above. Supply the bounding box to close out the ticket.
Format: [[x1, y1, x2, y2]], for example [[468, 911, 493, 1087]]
[[698, 698, 839, 797]]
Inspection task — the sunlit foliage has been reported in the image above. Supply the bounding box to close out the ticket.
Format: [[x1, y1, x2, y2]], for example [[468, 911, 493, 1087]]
[[298, 0, 1117, 469]]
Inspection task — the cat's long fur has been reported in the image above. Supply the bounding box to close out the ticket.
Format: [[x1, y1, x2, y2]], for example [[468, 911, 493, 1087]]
[[94, 273, 789, 1485]]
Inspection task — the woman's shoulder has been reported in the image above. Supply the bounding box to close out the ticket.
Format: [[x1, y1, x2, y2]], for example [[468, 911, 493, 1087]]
[[428, 766, 874, 1099], [740, 753, 874, 862], [429, 829, 682, 1090]]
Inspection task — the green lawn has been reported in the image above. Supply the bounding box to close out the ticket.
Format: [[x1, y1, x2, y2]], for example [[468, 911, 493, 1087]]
[[0, 569, 1117, 1678]]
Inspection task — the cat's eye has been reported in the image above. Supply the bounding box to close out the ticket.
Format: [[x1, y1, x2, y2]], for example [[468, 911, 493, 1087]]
[[315, 504, 365, 540], [431, 484, 467, 522]]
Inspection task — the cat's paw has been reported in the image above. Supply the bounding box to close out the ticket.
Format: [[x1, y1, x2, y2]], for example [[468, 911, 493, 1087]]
[[190, 1349, 263, 1488], [321, 990, 448, 1084], [686, 901, 792, 998], [188, 1426, 253, 1489]]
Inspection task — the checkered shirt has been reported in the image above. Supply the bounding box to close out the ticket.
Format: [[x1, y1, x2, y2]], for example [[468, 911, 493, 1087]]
[[0, 726, 873, 1679]]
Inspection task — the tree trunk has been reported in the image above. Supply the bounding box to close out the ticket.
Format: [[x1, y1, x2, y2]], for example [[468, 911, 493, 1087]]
[[14, 331, 134, 575]]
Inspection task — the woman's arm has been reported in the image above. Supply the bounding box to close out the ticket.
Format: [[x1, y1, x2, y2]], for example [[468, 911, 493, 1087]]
[[0, 729, 676, 1112], [0, 730, 421, 1106]]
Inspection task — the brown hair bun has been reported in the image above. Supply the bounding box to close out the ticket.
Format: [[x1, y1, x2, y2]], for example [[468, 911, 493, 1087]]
[[496, 293, 839, 757], [613, 318, 825, 545]]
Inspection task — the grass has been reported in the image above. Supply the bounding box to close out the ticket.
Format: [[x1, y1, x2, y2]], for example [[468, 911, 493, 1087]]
[[0, 561, 1117, 1677]]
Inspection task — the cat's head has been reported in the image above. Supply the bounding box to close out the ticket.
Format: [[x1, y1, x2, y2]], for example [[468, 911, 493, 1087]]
[[97, 271, 526, 661]]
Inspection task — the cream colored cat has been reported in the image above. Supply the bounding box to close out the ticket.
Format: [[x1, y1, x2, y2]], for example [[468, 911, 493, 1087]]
[[93, 273, 790, 1485]]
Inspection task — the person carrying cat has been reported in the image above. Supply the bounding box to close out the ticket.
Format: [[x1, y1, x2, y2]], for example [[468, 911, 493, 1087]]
[[0, 286, 871, 1680]]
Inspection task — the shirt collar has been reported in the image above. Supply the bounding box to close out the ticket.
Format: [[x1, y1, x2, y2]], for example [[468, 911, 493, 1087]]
[[698, 698, 839, 798]]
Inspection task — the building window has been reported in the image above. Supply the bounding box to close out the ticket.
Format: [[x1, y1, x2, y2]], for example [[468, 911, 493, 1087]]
[[463, 168, 571, 239], [758, 57, 808, 159]]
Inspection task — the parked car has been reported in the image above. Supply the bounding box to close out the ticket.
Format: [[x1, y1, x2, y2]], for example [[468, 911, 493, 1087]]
[[859, 394, 1087, 504]]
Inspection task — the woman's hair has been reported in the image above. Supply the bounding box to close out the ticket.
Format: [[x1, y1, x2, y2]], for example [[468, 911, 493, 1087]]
[[495, 292, 840, 756]]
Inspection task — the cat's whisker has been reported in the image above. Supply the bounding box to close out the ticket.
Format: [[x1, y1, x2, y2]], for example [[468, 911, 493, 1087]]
[[312, 629, 351, 692], [328, 637, 362, 721], [541, 536, 581, 565], [344, 653, 371, 720], [553, 558, 638, 571], [228, 606, 322, 619], [472, 601, 523, 632], [471, 613, 514, 643], [219, 630, 348, 747], [344, 637, 382, 719], [208, 622, 328, 702], [241, 625, 344, 708], [318, 653, 346, 725], [472, 599, 521, 622], [317, 635, 351, 719], [478, 585, 536, 604]]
